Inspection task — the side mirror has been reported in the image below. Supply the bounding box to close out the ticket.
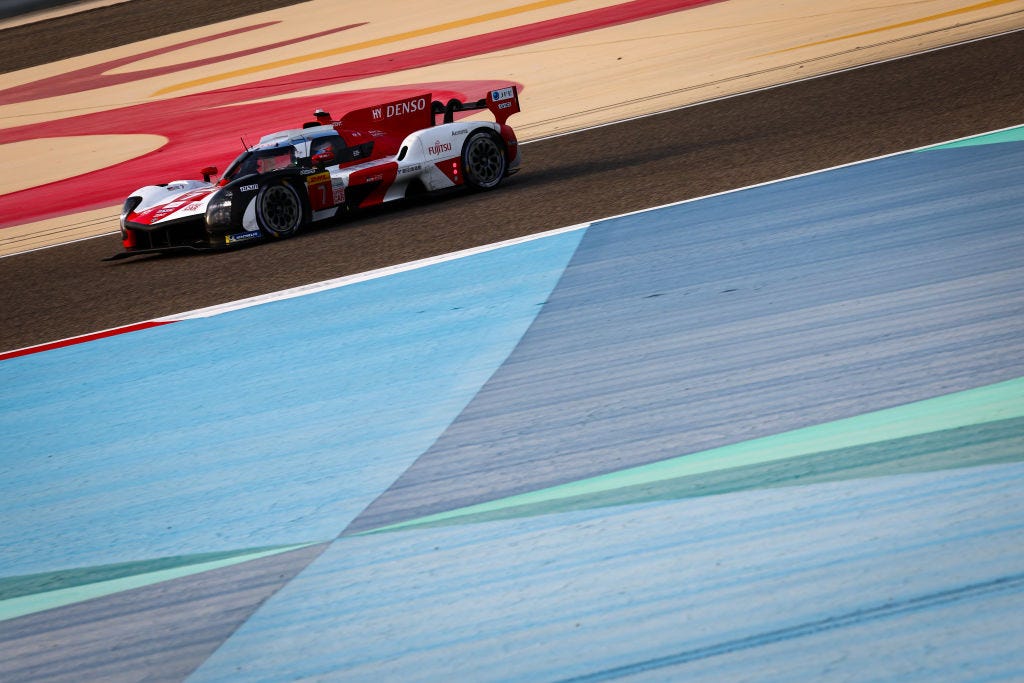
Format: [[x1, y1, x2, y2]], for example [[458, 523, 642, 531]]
[[200, 165, 218, 182], [311, 149, 335, 166]]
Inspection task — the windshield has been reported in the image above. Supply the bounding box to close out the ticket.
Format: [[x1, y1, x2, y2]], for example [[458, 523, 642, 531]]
[[223, 146, 298, 181]]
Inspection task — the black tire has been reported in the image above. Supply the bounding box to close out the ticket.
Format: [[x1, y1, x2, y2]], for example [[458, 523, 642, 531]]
[[255, 179, 304, 238], [462, 130, 506, 190]]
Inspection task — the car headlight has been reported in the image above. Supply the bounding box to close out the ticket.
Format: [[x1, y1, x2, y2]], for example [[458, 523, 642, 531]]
[[120, 196, 142, 232], [121, 196, 142, 217], [205, 189, 233, 227]]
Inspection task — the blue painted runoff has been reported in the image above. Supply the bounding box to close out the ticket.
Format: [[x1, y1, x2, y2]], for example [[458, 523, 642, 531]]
[[0, 229, 585, 576], [189, 462, 1024, 682]]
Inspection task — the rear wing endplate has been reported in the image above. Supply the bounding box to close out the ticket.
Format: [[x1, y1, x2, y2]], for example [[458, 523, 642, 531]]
[[431, 85, 521, 126]]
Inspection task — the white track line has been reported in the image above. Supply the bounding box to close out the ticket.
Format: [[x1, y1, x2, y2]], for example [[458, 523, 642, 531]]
[[6, 112, 1024, 358], [5, 114, 1022, 358], [0, 222, 590, 358], [162, 222, 591, 320]]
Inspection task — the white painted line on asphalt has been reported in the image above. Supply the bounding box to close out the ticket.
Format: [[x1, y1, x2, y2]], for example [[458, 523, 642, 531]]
[[5, 113, 1023, 358], [161, 221, 592, 320]]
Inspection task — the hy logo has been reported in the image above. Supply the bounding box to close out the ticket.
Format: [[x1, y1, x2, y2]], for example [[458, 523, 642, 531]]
[[372, 107, 382, 120]]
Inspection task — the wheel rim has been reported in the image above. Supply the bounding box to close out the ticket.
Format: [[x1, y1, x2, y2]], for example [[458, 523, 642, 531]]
[[465, 135, 504, 187], [261, 185, 300, 233]]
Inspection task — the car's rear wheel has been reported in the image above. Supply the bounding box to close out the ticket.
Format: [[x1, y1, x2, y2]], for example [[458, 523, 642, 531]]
[[462, 130, 506, 190], [255, 180, 304, 238]]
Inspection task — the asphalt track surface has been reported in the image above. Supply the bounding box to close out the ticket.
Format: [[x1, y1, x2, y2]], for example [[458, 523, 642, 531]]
[[0, 0, 308, 73], [1, 8, 1023, 355]]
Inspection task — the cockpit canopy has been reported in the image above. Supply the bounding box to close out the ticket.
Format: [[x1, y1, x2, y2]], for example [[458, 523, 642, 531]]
[[220, 130, 349, 182]]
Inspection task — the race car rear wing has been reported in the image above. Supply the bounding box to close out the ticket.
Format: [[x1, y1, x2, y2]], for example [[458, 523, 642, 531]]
[[328, 86, 521, 138], [432, 86, 521, 127]]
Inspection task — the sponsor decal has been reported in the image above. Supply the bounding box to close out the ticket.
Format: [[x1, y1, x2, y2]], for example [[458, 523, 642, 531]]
[[333, 187, 346, 204], [144, 189, 212, 222], [239, 183, 258, 192], [452, 128, 468, 136], [365, 173, 384, 183], [428, 140, 453, 156], [306, 172, 333, 210], [490, 87, 515, 102], [226, 231, 262, 244], [398, 164, 422, 175], [305, 172, 331, 186], [370, 97, 427, 120], [181, 201, 203, 212], [498, 102, 512, 110], [386, 98, 427, 118]]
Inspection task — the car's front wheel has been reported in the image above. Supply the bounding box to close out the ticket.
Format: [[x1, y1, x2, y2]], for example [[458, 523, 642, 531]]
[[255, 180, 304, 238], [462, 130, 506, 190]]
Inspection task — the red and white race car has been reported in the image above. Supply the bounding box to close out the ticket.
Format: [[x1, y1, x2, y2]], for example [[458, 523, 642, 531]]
[[114, 87, 521, 256]]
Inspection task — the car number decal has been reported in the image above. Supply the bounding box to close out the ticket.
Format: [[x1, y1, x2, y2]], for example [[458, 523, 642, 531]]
[[305, 172, 334, 211]]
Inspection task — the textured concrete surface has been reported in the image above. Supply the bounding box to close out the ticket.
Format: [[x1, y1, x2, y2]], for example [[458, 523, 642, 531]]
[[348, 138, 1024, 532]]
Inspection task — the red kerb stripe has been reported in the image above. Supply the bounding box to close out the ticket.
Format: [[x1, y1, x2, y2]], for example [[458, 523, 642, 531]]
[[0, 320, 175, 361]]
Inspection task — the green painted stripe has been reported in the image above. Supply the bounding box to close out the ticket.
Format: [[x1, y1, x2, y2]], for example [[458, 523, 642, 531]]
[[363, 377, 1024, 534], [922, 125, 1024, 151], [416, 416, 1024, 530], [0, 542, 319, 622], [0, 544, 302, 601]]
